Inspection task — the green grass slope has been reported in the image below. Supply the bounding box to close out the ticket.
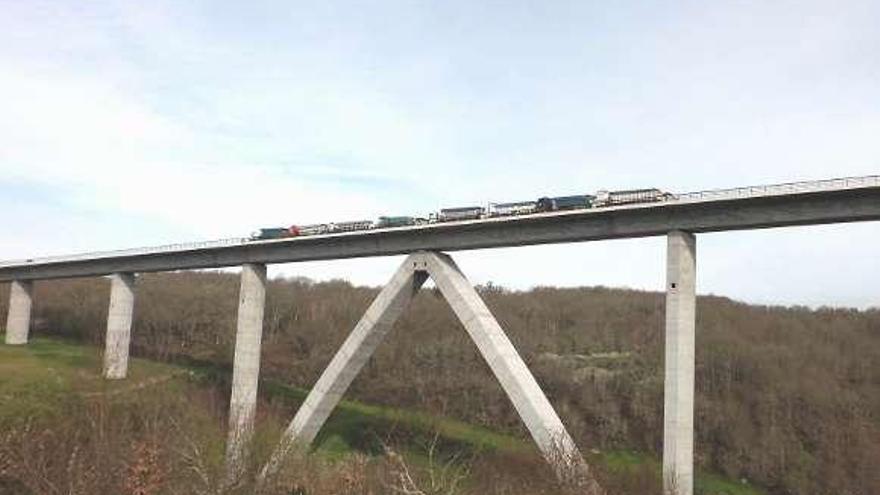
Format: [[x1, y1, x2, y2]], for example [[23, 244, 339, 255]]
[[0, 337, 762, 495]]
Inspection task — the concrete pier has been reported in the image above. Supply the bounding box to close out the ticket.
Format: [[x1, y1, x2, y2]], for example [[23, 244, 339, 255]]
[[225, 263, 267, 481], [103, 273, 137, 379], [5, 280, 33, 345], [663, 231, 697, 495]]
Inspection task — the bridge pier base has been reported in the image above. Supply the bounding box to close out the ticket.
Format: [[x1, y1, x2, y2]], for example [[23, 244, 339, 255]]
[[259, 252, 604, 494], [5, 280, 33, 345], [663, 230, 696, 495], [225, 263, 267, 483], [103, 273, 136, 379]]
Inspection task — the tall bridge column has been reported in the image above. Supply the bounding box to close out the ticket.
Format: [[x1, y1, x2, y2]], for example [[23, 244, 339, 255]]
[[225, 263, 267, 482], [663, 230, 697, 495], [5, 280, 33, 345], [103, 273, 137, 379]]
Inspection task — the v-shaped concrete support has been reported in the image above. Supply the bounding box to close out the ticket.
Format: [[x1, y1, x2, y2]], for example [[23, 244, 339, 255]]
[[260, 252, 604, 494]]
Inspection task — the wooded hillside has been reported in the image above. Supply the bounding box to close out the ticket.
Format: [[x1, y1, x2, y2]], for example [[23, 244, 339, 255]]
[[3, 272, 878, 495]]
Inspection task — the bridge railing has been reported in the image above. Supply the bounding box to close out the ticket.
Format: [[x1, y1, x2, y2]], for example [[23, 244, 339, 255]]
[[674, 175, 880, 203], [0, 237, 249, 268], [2, 175, 879, 268]]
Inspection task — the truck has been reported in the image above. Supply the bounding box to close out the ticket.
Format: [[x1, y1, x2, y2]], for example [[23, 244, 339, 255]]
[[536, 194, 595, 212], [593, 188, 675, 207], [436, 206, 486, 222], [488, 201, 538, 217]]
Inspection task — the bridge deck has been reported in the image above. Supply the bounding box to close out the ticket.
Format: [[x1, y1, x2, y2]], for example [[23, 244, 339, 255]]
[[1, 176, 879, 282]]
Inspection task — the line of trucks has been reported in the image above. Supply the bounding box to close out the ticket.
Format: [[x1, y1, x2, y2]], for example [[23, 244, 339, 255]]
[[250, 188, 676, 240]]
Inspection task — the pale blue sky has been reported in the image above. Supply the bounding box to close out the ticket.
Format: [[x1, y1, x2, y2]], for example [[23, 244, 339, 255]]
[[1, 1, 879, 307]]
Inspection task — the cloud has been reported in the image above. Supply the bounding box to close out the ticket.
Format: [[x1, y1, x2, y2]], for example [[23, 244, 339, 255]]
[[0, 68, 408, 239], [1, 1, 878, 308]]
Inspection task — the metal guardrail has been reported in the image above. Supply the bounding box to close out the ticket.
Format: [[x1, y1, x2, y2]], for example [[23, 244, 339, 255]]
[[674, 175, 880, 203], [1, 175, 878, 268], [0, 237, 249, 268]]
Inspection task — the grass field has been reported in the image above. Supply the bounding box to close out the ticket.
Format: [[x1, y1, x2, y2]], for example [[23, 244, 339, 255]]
[[0, 337, 763, 495]]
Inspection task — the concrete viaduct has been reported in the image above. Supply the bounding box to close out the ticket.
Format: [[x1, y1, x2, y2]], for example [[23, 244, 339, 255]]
[[2, 176, 879, 494]]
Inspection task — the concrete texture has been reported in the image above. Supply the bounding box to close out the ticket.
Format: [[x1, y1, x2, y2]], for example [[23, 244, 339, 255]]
[[663, 231, 697, 495], [2, 187, 879, 282], [103, 273, 136, 379], [260, 252, 603, 494], [225, 263, 267, 482], [4, 280, 33, 345], [261, 255, 426, 480]]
